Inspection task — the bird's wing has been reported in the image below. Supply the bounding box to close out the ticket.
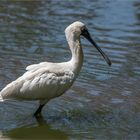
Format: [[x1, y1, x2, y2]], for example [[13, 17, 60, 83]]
[[1, 66, 74, 101], [26, 62, 49, 71]]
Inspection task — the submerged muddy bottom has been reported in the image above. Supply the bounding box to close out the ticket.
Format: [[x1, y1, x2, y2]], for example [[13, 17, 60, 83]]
[[0, 0, 140, 139]]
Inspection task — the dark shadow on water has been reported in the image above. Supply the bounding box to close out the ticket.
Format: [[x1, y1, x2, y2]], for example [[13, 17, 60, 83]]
[[3, 115, 68, 140]]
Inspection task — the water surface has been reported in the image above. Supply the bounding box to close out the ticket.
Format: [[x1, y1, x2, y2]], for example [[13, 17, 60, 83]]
[[0, 0, 140, 139]]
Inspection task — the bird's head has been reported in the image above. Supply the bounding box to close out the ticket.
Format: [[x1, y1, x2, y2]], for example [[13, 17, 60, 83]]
[[65, 21, 85, 37], [65, 21, 112, 66]]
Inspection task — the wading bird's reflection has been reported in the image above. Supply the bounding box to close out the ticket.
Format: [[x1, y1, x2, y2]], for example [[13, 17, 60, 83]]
[[3, 116, 68, 139]]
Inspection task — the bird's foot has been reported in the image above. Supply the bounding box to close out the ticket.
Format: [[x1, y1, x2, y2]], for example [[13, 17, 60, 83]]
[[34, 112, 46, 125], [34, 104, 44, 118], [34, 112, 42, 118]]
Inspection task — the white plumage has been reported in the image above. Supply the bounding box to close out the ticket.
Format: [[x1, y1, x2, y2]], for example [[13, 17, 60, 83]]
[[0, 21, 111, 117], [1, 62, 75, 103]]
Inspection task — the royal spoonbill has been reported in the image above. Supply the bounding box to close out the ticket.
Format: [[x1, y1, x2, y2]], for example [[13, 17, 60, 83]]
[[0, 21, 111, 117]]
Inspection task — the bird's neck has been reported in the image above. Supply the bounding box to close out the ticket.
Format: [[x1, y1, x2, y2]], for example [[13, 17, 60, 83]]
[[66, 33, 84, 75]]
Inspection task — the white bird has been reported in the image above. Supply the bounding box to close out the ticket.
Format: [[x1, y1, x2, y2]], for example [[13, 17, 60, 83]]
[[0, 21, 111, 117]]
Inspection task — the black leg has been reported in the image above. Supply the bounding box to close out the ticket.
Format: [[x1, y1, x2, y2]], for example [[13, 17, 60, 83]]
[[34, 104, 45, 118]]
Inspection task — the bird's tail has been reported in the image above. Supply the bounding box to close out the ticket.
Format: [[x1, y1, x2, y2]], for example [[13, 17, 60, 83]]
[[0, 93, 3, 102]]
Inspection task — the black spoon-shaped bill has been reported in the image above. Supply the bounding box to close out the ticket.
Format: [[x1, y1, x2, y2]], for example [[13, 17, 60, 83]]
[[81, 28, 112, 66]]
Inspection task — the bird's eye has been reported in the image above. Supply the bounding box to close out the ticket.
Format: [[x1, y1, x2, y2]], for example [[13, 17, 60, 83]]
[[81, 26, 86, 32], [81, 27, 89, 36]]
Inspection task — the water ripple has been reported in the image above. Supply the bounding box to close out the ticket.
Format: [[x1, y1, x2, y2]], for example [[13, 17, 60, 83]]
[[0, 0, 140, 139]]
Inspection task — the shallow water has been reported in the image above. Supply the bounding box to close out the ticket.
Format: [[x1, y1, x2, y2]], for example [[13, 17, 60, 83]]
[[0, 0, 140, 139]]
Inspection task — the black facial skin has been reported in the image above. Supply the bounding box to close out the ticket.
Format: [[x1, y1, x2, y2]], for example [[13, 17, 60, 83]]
[[81, 28, 112, 66]]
